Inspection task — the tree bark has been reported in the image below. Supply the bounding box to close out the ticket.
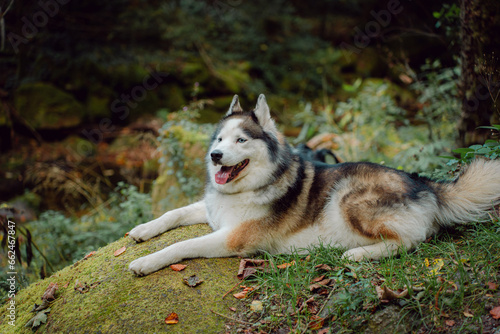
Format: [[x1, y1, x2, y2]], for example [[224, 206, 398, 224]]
[[457, 0, 500, 147]]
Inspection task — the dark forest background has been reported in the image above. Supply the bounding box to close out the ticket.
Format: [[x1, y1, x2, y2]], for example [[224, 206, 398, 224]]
[[1, 0, 500, 287]]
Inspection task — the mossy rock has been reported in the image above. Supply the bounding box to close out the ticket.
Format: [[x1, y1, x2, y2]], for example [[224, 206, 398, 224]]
[[152, 125, 209, 217], [14, 82, 85, 130], [0, 224, 241, 333]]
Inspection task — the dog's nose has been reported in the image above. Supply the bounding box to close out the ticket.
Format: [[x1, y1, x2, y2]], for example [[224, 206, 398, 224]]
[[211, 150, 223, 163]]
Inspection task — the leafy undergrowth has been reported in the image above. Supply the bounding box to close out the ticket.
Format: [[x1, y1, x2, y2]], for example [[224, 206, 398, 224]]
[[228, 214, 500, 334]]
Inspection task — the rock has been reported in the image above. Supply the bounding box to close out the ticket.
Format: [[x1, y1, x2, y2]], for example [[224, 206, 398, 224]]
[[151, 122, 210, 217], [14, 82, 85, 130], [363, 305, 413, 334], [0, 224, 241, 333]]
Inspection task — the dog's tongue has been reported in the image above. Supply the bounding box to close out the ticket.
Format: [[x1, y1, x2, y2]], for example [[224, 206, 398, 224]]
[[215, 165, 235, 184]]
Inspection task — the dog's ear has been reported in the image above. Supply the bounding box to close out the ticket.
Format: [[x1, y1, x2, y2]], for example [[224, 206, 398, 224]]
[[254, 94, 277, 133], [226, 95, 243, 115]]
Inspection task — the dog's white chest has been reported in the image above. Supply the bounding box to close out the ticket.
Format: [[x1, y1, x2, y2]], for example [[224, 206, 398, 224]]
[[205, 191, 269, 230]]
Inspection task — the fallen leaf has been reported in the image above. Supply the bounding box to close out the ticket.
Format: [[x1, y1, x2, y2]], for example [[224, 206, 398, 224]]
[[237, 259, 269, 279], [31, 299, 50, 313], [490, 306, 500, 319], [487, 282, 499, 291], [308, 315, 325, 330], [25, 308, 50, 329], [277, 260, 296, 269], [445, 320, 455, 327], [315, 264, 333, 271], [170, 264, 187, 272], [376, 286, 408, 302], [312, 275, 326, 282], [305, 297, 319, 314], [233, 286, 254, 299], [84, 251, 96, 260], [165, 312, 179, 324], [113, 246, 126, 257], [463, 310, 473, 318], [318, 328, 330, 334], [124, 232, 129, 237], [183, 275, 203, 287], [229, 307, 237, 312], [42, 282, 58, 301], [309, 279, 331, 292]]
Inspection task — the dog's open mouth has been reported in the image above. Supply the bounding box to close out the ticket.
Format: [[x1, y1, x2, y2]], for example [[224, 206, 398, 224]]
[[215, 159, 249, 185]]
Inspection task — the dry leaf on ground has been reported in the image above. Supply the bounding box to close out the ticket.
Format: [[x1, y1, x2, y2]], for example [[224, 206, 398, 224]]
[[490, 306, 500, 319], [113, 246, 126, 257], [376, 286, 408, 302], [183, 275, 203, 287], [308, 315, 325, 330], [314, 264, 333, 271], [41, 282, 58, 301], [84, 251, 96, 260], [237, 259, 269, 279], [277, 260, 296, 269], [170, 264, 187, 271], [165, 312, 179, 324], [233, 286, 254, 299]]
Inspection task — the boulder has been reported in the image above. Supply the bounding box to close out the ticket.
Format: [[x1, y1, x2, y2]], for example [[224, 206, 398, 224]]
[[0, 224, 241, 333], [14, 82, 85, 130]]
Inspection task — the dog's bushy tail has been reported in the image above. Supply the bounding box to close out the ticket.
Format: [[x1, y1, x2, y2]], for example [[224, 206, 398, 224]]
[[434, 159, 500, 225]]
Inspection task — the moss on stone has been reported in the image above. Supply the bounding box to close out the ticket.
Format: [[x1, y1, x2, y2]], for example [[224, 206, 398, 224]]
[[0, 224, 242, 333], [14, 82, 85, 130]]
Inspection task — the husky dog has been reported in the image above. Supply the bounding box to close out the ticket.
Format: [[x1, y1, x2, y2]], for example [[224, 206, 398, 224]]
[[128, 94, 500, 276]]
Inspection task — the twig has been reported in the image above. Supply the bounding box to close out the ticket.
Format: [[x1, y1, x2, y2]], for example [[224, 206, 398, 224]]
[[222, 279, 243, 299], [210, 309, 253, 326]]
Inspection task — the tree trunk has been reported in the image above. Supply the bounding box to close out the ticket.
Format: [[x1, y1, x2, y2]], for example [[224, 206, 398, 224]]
[[457, 0, 500, 147]]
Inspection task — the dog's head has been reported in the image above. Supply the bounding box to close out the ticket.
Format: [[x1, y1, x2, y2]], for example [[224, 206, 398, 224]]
[[207, 94, 285, 193]]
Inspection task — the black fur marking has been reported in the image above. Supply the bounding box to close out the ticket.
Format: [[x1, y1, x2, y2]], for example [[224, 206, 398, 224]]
[[271, 156, 306, 219]]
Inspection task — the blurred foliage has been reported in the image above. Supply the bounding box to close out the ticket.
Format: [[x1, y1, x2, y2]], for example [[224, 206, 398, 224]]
[[291, 61, 460, 172], [0, 182, 152, 299]]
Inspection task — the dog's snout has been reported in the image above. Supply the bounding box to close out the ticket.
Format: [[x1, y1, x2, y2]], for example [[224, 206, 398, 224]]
[[211, 150, 223, 163]]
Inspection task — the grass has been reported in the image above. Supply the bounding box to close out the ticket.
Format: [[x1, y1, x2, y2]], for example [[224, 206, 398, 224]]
[[230, 215, 500, 333]]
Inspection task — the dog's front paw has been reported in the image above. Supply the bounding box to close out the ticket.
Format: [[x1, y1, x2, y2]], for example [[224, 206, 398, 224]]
[[128, 222, 159, 243], [342, 248, 367, 262], [129, 256, 162, 276]]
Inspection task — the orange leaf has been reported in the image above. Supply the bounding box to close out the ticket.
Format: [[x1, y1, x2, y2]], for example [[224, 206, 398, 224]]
[[233, 287, 254, 299], [84, 251, 96, 260], [445, 320, 455, 327], [277, 260, 296, 269], [170, 264, 187, 272], [490, 306, 500, 319], [308, 315, 325, 330], [487, 282, 499, 291], [113, 246, 126, 257], [165, 312, 179, 324]]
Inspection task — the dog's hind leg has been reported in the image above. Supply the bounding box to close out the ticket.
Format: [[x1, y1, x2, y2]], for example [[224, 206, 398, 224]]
[[129, 228, 235, 276], [342, 239, 409, 261], [128, 201, 206, 242]]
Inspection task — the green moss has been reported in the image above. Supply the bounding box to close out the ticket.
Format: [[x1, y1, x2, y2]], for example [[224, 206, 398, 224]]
[[0, 224, 241, 333], [14, 82, 85, 130]]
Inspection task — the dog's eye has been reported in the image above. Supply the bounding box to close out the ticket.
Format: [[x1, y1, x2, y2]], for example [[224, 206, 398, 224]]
[[217, 137, 222, 142], [237, 138, 247, 144]]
